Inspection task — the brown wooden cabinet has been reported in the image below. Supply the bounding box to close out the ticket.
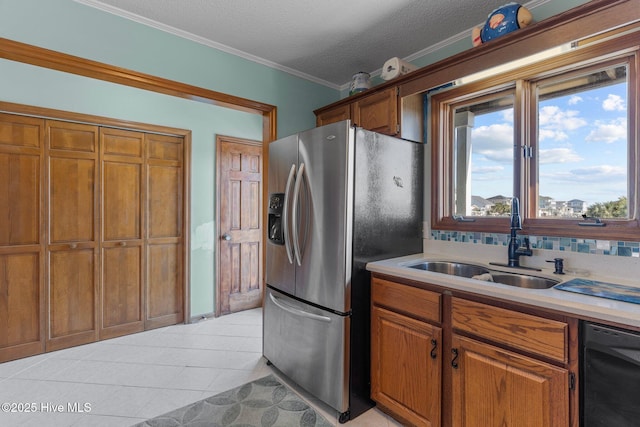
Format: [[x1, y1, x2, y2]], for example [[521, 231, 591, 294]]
[[0, 111, 187, 362], [0, 113, 45, 362], [371, 277, 442, 427], [352, 87, 398, 135], [451, 335, 568, 427], [315, 87, 400, 136], [315, 103, 351, 128], [450, 297, 570, 427], [371, 275, 576, 427]]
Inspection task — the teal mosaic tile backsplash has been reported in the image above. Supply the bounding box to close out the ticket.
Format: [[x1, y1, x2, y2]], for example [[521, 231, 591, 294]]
[[431, 230, 640, 257]]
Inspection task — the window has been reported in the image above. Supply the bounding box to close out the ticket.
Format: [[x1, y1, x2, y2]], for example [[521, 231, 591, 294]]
[[534, 63, 629, 220], [431, 38, 639, 240], [452, 91, 514, 218]]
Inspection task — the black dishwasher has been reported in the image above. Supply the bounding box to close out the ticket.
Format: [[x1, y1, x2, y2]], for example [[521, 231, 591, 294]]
[[582, 322, 640, 426]]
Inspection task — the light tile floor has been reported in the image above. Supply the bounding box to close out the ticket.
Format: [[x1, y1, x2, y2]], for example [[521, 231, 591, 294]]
[[0, 308, 402, 426]]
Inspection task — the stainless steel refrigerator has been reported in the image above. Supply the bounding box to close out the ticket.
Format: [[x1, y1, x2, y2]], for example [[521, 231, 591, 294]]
[[264, 120, 423, 422]]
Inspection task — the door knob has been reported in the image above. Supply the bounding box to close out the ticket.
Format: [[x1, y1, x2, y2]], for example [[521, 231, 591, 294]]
[[222, 233, 232, 241]]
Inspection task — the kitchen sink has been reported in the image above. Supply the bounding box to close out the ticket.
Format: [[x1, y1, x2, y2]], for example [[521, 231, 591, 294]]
[[490, 273, 559, 289], [406, 260, 560, 289], [408, 261, 490, 278]]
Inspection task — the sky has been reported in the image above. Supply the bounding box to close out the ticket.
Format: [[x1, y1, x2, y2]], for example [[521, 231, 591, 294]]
[[469, 80, 628, 206]]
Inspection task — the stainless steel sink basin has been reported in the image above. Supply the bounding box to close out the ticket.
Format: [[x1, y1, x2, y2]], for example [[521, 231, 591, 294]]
[[408, 261, 490, 278], [406, 260, 560, 289], [490, 273, 559, 289]]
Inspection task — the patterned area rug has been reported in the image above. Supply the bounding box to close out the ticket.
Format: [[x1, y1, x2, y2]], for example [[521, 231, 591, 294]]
[[132, 374, 334, 427]]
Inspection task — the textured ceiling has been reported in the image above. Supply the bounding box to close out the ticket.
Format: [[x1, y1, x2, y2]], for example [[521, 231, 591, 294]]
[[76, 0, 522, 88]]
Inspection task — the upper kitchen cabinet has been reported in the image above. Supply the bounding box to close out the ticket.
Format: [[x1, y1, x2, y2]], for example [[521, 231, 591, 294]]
[[351, 87, 398, 135], [315, 85, 422, 140], [315, 103, 351, 128]]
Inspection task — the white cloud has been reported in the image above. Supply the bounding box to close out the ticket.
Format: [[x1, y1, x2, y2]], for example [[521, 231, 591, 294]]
[[472, 165, 504, 174], [538, 147, 583, 164], [471, 123, 513, 163], [539, 128, 568, 141], [541, 165, 626, 183], [602, 94, 626, 111], [585, 118, 627, 143], [571, 165, 625, 176], [539, 105, 587, 132], [568, 95, 583, 105]]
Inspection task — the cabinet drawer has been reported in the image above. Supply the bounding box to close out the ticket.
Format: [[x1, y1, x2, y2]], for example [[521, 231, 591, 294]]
[[372, 277, 441, 324], [451, 297, 567, 363]]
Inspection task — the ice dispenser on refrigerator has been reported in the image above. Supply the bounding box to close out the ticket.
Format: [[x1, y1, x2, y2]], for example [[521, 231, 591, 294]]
[[268, 193, 285, 245]]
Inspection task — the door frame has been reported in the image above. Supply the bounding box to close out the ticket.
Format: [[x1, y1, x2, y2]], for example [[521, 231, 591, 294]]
[[0, 38, 277, 321], [215, 135, 264, 316]]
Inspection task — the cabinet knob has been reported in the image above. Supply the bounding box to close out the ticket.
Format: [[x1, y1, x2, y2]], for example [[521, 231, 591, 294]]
[[119, 241, 127, 247], [69, 243, 78, 249], [222, 233, 232, 241]]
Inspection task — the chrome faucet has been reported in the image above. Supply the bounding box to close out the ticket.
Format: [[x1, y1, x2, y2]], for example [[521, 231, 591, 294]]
[[507, 197, 532, 267]]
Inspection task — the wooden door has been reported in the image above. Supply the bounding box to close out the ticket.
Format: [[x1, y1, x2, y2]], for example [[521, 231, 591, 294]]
[[451, 334, 569, 427], [371, 305, 442, 427], [0, 113, 44, 362], [100, 128, 145, 339], [145, 133, 184, 329], [217, 136, 263, 316], [46, 121, 99, 351]]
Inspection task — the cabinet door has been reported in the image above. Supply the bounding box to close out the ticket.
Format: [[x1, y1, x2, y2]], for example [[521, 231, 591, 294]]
[[352, 87, 398, 135], [145, 134, 184, 329], [46, 121, 99, 351], [371, 305, 442, 427], [100, 128, 145, 339], [0, 113, 44, 362], [316, 104, 351, 127], [451, 335, 569, 427]]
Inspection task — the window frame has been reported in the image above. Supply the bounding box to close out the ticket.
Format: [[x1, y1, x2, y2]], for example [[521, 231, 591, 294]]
[[431, 32, 640, 240]]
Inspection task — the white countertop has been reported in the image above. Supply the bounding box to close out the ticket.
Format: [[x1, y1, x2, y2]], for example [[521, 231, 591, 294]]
[[367, 253, 640, 328]]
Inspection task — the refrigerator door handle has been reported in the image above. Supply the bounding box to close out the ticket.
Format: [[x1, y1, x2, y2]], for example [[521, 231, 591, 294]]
[[282, 163, 296, 264], [292, 162, 305, 266], [268, 292, 332, 323]]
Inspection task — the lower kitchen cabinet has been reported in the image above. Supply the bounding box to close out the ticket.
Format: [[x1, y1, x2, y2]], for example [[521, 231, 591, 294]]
[[371, 274, 577, 427], [451, 334, 569, 427], [371, 305, 442, 427], [371, 276, 442, 427]]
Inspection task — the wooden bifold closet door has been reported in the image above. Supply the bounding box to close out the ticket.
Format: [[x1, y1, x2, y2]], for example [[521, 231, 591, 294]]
[[46, 121, 100, 351], [0, 113, 45, 362], [100, 128, 145, 340], [0, 112, 186, 362]]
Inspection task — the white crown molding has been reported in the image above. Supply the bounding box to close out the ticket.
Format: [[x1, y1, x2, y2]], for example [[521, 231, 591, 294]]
[[73, 0, 342, 90], [76, 0, 555, 93]]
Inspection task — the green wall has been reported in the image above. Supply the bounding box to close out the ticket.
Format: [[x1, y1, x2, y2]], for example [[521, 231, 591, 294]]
[[0, 0, 339, 317]]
